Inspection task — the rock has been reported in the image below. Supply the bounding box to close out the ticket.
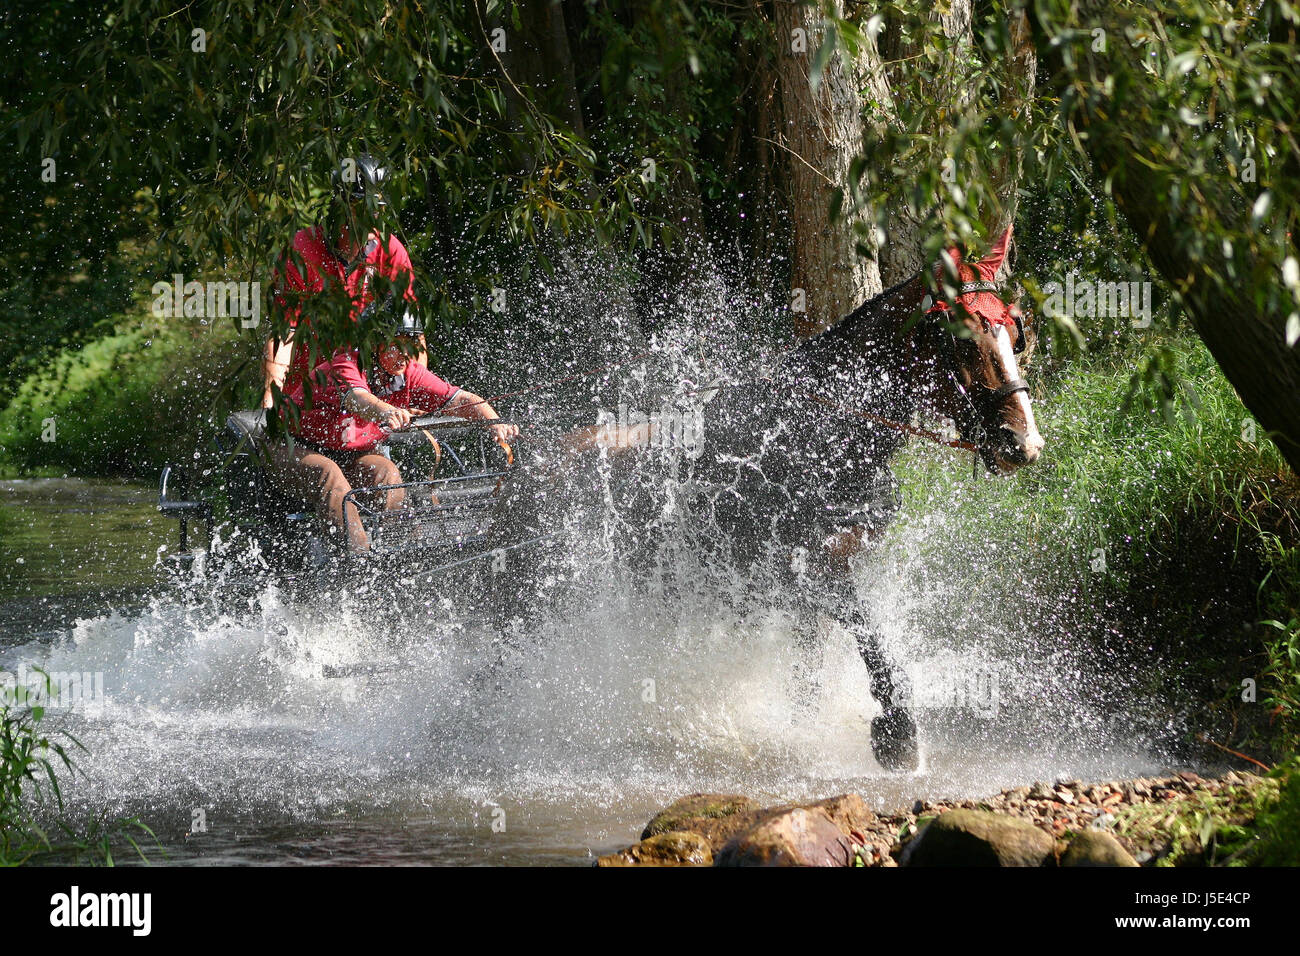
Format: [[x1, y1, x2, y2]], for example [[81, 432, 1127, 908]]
[[804, 793, 878, 836], [1055, 789, 1076, 805], [641, 793, 757, 840], [900, 810, 1054, 867], [595, 830, 714, 867], [1060, 830, 1140, 867], [715, 807, 854, 867], [1028, 782, 1056, 801]]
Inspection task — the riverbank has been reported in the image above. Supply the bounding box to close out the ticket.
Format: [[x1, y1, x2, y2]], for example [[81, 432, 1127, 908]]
[[599, 759, 1300, 866], [0, 308, 247, 481]]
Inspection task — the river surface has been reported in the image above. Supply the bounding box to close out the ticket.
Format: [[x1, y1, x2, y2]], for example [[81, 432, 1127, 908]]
[[0, 478, 1199, 865]]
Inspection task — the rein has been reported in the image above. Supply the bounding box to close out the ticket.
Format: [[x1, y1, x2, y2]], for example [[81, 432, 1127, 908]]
[[786, 389, 980, 452]]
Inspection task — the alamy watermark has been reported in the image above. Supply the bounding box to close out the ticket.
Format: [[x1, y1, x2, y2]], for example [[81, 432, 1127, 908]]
[[1, 664, 106, 712], [151, 274, 261, 328], [595, 401, 705, 459], [895, 657, 1000, 718], [1041, 272, 1153, 328]]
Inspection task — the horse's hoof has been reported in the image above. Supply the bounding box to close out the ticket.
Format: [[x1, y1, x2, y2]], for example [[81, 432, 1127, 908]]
[[871, 708, 919, 771]]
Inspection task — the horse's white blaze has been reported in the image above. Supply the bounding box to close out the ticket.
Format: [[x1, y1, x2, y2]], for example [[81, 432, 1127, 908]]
[[994, 326, 1044, 461]]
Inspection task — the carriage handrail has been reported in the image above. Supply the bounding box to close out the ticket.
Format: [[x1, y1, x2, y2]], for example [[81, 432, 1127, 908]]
[[158, 463, 214, 550], [340, 475, 506, 519]]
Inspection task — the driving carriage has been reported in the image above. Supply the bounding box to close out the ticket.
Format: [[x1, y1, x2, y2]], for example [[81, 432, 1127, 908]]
[[155, 225, 1041, 771], [157, 408, 535, 587]]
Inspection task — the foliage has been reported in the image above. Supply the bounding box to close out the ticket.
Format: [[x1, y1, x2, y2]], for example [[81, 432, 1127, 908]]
[[1031, 0, 1300, 327], [1109, 758, 1300, 865], [6, 2, 694, 361], [0, 670, 77, 864], [1, 668, 155, 865], [0, 292, 250, 479], [896, 332, 1296, 579], [889, 330, 1300, 750]]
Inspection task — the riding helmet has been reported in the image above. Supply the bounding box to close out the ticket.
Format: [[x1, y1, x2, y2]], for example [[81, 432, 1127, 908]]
[[360, 295, 424, 337], [332, 154, 388, 206]]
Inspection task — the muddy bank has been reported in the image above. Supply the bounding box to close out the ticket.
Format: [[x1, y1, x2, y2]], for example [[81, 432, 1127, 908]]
[[597, 769, 1283, 867]]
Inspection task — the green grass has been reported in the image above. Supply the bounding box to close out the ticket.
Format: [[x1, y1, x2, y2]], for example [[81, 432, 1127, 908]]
[[0, 306, 255, 480], [1, 670, 155, 865], [896, 334, 1295, 576], [1108, 758, 1300, 866]]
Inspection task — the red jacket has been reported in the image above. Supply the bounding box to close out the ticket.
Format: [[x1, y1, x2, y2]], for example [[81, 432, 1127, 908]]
[[273, 226, 418, 394], [287, 350, 459, 452]]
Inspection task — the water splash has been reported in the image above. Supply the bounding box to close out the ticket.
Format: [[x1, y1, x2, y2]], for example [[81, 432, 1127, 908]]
[[2, 254, 1190, 862]]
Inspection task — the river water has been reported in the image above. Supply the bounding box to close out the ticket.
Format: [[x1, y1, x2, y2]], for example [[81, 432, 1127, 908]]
[[0, 477, 1194, 865]]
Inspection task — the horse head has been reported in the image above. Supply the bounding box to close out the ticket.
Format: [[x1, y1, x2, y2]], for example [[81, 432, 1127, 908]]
[[919, 225, 1044, 474]]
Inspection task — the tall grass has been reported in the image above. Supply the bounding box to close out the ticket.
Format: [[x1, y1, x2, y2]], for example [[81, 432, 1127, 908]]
[[0, 670, 155, 865], [0, 671, 78, 864]]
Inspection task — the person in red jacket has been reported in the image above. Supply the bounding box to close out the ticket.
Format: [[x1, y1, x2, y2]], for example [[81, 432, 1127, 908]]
[[261, 154, 426, 409], [267, 307, 517, 553]]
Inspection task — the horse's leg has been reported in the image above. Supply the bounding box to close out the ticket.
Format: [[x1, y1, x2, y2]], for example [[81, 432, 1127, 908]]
[[840, 608, 919, 771]]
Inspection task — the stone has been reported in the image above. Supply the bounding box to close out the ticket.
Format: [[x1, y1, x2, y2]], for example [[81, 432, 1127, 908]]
[[595, 830, 714, 867], [900, 809, 1054, 867], [804, 793, 878, 836], [641, 793, 757, 839], [715, 807, 853, 867], [1060, 830, 1140, 867]]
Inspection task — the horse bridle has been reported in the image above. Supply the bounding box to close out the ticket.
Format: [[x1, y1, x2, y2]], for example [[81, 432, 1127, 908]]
[[919, 283, 1031, 455], [923, 278, 1028, 354]]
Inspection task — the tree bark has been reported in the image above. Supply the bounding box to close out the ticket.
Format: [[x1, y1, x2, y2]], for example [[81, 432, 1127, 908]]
[[491, 0, 586, 142], [875, 1, 975, 285], [772, 0, 885, 337]]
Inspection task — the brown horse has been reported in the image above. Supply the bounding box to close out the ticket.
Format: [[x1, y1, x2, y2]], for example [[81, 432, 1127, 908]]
[[505, 228, 1042, 771]]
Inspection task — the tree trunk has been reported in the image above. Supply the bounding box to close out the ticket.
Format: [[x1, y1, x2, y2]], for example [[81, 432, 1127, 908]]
[[875, 1, 976, 285], [491, 0, 586, 142], [772, 0, 884, 337]]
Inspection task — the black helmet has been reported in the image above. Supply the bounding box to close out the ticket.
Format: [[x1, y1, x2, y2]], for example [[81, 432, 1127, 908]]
[[332, 154, 388, 206], [391, 304, 424, 337]]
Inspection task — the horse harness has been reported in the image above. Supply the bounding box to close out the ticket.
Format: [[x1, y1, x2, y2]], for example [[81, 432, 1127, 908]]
[[918, 275, 1031, 452]]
